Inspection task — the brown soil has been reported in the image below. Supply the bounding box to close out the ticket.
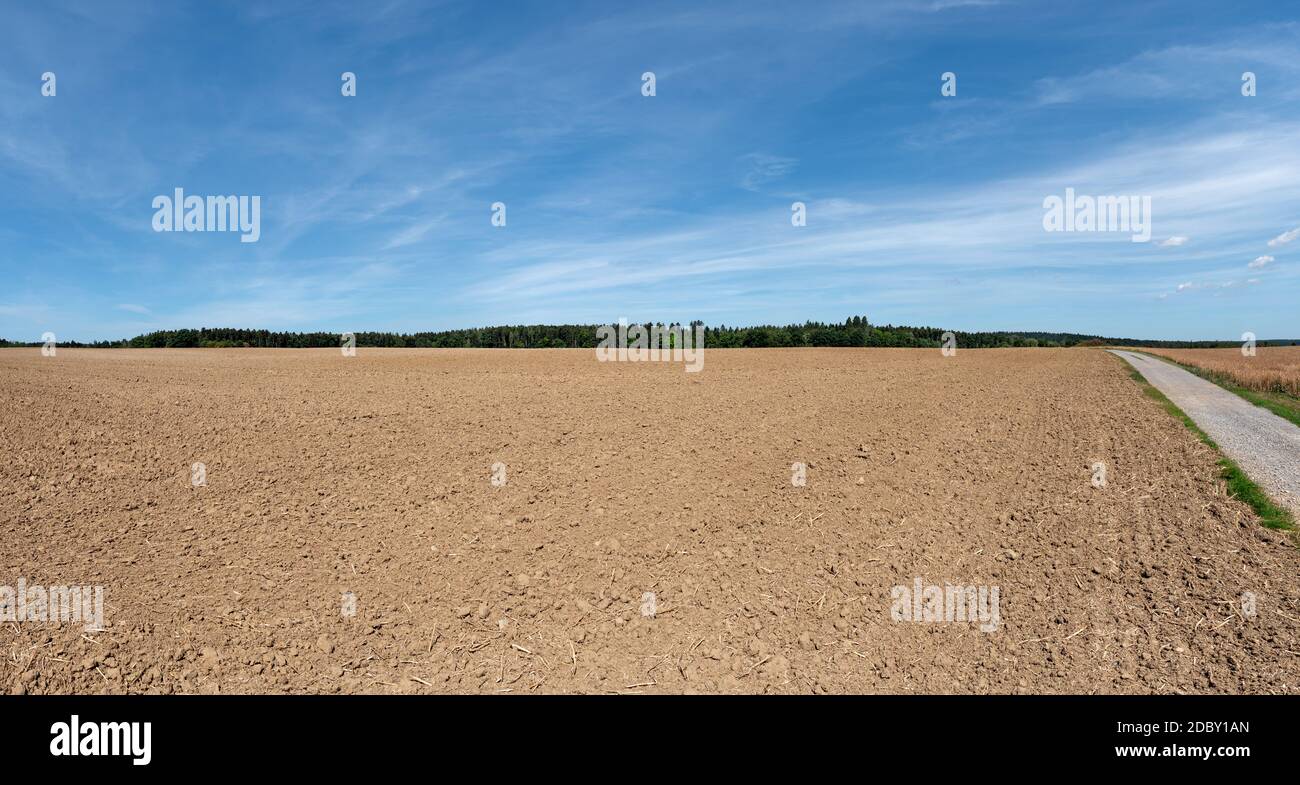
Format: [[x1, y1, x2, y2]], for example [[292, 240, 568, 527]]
[[2, 347, 1297, 694]]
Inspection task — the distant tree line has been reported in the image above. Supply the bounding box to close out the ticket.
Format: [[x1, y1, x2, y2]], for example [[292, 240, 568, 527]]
[[3, 318, 1298, 349]]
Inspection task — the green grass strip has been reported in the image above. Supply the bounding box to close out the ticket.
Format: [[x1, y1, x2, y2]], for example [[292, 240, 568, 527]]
[[1119, 362, 1295, 532]]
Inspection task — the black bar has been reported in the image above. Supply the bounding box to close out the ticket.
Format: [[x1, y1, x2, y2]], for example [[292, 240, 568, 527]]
[[2, 694, 1285, 771]]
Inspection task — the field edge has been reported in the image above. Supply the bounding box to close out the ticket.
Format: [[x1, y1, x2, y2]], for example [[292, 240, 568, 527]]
[[1130, 349, 1300, 429], [1113, 352, 1296, 533]]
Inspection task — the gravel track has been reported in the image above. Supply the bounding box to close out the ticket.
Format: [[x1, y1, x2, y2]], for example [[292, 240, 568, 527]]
[[1111, 350, 1300, 516]]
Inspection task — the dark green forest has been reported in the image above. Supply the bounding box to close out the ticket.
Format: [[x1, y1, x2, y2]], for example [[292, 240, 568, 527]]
[[3, 317, 1296, 349]]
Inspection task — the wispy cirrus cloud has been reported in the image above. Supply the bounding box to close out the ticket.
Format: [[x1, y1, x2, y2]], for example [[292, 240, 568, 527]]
[[738, 154, 799, 192], [1032, 27, 1300, 106], [1, 2, 1297, 343]]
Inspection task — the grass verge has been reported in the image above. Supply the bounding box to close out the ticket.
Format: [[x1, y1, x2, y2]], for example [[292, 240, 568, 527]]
[[1118, 361, 1295, 532]]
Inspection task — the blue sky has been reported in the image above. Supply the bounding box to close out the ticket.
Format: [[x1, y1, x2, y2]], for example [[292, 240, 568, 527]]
[[1, 0, 1297, 342]]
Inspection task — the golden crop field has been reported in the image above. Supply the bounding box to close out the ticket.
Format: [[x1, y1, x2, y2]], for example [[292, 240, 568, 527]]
[[1141, 346, 1300, 397]]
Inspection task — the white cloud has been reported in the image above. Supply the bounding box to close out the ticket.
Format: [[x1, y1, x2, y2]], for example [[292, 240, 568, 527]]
[[116, 303, 150, 314], [1173, 279, 1259, 294], [1268, 227, 1300, 247], [468, 119, 1300, 308], [1248, 255, 1274, 269], [1031, 29, 1300, 107], [1159, 236, 1188, 247]]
